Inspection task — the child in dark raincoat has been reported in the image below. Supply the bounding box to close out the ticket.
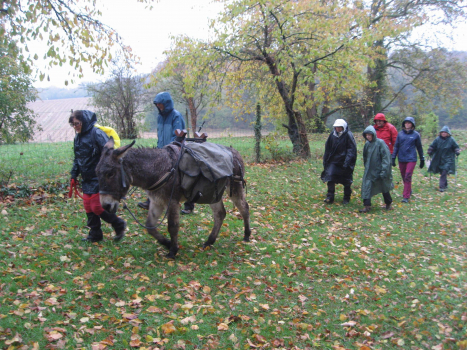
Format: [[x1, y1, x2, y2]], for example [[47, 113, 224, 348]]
[[360, 126, 394, 213], [427, 126, 461, 192], [321, 119, 357, 205]]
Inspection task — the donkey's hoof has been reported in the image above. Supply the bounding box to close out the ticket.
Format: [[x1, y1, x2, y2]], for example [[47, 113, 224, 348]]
[[243, 237, 250, 242], [165, 252, 176, 259], [202, 243, 212, 250]]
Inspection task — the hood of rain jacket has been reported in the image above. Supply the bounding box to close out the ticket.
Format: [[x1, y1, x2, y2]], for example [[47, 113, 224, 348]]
[[439, 125, 452, 135], [373, 113, 387, 122], [402, 116, 416, 128]]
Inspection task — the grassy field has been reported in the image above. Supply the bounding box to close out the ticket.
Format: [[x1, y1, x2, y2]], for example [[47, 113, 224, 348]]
[[0, 131, 466, 349], [0, 135, 293, 185]]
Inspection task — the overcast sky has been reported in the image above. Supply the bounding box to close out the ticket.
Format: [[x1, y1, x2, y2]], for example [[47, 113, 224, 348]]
[[34, 0, 223, 88], [33, 0, 467, 89]]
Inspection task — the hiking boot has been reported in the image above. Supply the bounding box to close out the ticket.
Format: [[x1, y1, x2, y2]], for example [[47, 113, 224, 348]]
[[181, 209, 192, 215], [82, 235, 103, 243], [359, 206, 371, 213], [138, 199, 150, 210], [324, 196, 334, 204], [401, 198, 409, 203]]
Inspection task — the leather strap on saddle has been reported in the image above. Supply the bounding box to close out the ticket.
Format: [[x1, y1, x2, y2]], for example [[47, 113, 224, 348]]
[[146, 144, 180, 192]]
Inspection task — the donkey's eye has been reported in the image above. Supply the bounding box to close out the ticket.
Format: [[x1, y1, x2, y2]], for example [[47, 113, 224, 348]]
[[107, 172, 115, 179]]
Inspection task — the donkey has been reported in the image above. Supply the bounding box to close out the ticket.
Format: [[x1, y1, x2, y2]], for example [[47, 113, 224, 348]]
[[96, 138, 251, 258]]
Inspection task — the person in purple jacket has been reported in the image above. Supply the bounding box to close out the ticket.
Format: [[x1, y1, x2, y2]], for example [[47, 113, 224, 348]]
[[392, 117, 425, 203]]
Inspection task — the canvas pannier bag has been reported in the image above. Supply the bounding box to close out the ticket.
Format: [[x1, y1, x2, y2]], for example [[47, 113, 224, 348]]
[[178, 142, 233, 204]]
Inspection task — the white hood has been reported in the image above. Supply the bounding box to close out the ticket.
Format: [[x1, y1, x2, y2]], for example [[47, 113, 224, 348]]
[[333, 119, 347, 130]]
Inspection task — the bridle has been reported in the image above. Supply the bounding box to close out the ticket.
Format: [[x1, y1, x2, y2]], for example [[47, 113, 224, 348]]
[[99, 158, 132, 200]]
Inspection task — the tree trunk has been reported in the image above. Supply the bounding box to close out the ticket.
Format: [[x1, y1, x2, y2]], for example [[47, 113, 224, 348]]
[[265, 56, 310, 158], [187, 97, 197, 135], [364, 41, 388, 124]]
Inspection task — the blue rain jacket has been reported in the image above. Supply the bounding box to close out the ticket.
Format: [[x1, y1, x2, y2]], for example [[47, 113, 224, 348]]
[[392, 117, 424, 163], [154, 92, 186, 148]]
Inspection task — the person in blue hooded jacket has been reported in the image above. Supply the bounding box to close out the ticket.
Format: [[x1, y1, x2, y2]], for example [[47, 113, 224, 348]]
[[392, 117, 425, 203], [137, 92, 194, 213]]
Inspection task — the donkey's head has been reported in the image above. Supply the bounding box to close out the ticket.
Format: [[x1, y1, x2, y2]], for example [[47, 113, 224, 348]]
[[96, 137, 135, 213]]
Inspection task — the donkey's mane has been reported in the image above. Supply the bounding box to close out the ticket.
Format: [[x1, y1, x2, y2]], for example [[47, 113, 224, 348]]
[[125, 146, 166, 160]]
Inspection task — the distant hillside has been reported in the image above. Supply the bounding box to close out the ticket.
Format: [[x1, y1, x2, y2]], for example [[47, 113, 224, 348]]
[[36, 86, 88, 100], [28, 97, 94, 142]]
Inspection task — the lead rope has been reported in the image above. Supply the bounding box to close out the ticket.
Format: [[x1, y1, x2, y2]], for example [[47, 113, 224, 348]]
[[121, 143, 185, 230]]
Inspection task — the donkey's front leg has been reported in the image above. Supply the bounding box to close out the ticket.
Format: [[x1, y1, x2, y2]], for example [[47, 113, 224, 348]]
[[166, 200, 180, 259], [146, 198, 171, 249], [203, 201, 226, 249]]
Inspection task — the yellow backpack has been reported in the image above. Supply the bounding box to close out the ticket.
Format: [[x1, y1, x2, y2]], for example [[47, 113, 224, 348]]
[[95, 124, 121, 148]]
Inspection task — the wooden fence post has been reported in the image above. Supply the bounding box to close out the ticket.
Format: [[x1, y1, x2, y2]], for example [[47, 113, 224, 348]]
[[254, 103, 262, 163]]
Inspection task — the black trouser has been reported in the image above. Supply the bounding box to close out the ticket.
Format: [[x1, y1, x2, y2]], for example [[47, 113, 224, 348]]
[[439, 170, 449, 189], [363, 192, 392, 206], [86, 212, 103, 239], [327, 181, 352, 200]]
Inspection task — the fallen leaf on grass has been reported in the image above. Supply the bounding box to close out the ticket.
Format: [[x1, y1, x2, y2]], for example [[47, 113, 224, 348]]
[[181, 315, 196, 324], [5, 333, 22, 345], [218, 323, 229, 331], [161, 321, 176, 334]]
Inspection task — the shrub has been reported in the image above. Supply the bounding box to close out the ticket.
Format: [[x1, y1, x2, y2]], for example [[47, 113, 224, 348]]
[[418, 112, 439, 138]]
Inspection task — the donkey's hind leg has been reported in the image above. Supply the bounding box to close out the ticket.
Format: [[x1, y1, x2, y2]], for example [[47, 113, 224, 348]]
[[230, 183, 251, 242], [146, 198, 171, 250], [203, 201, 226, 249]]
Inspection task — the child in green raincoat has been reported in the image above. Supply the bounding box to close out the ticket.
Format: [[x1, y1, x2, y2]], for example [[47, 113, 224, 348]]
[[360, 126, 394, 213], [427, 126, 461, 192]]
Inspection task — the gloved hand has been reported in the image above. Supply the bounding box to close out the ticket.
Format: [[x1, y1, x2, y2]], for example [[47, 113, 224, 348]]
[[68, 178, 76, 198], [391, 158, 396, 167], [419, 159, 425, 169]]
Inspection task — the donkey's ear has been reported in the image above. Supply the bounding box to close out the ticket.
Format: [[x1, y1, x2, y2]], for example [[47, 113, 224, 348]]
[[113, 140, 135, 159], [104, 136, 115, 150]]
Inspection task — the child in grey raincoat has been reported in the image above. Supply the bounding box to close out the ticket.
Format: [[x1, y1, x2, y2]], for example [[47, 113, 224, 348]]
[[427, 126, 461, 192], [360, 125, 394, 213]]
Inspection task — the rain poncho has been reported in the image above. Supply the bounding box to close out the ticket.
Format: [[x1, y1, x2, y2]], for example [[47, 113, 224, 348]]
[[427, 126, 460, 175], [321, 119, 357, 184], [361, 125, 394, 199]]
